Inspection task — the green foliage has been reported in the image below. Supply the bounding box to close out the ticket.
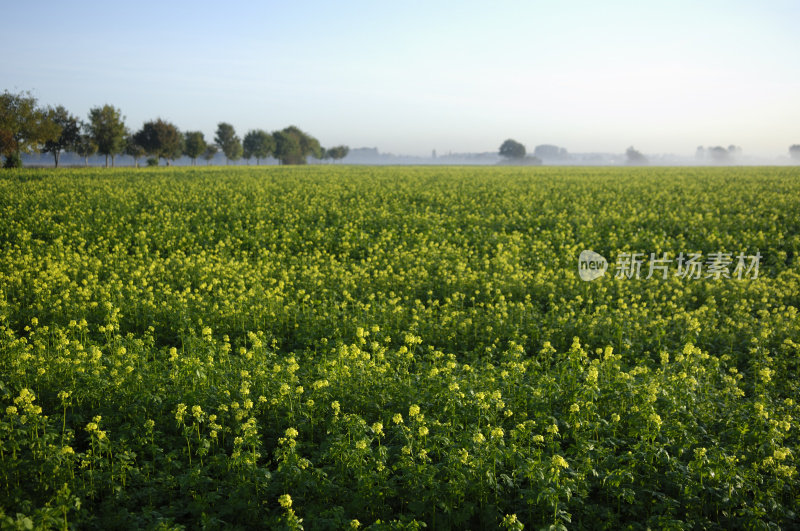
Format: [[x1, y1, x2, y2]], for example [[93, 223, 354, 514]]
[[42, 106, 81, 168], [0, 166, 798, 529], [74, 133, 97, 167], [499, 139, 526, 159], [273, 130, 302, 165], [273, 126, 321, 165], [134, 119, 183, 165], [183, 131, 207, 165], [2, 152, 22, 168], [87, 104, 126, 167], [203, 144, 218, 165], [124, 135, 147, 168], [215, 123, 243, 164], [0, 90, 60, 166], [242, 130, 275, 165], [326, 145, 350, 162]]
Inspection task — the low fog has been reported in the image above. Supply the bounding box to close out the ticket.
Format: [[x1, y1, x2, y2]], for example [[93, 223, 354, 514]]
[[21, 144, 800, 168]]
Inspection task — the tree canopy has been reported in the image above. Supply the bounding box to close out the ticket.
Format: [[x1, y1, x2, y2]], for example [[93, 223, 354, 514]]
[[74, 132, 98, 167], [88, 104, 126, 167], [183, 131, 207, 165], [203, 144, 218, 165], [499, 139, 526, 159], [134, 119, 183, 165], [215, 123, 243, 164], [0, 90, 60, 167], [243, 130, 275, 165], [625, 146, 648, 165], [326, 145, 350, 162], [124, 135, 146, 168], [273, 126, 321, 165], [42, 105, 81, 168]]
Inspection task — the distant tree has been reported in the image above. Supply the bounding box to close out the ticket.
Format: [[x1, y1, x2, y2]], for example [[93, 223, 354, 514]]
[[74, 131, 97, 167], [272, 130, 301, 165], [0, 90, 60, 167], [124, 134, 146, 168], [88, 104, 126, 167], [42, 106, 81, 168], [708, 146, 729, 163], [272, 126, 322, 165], [625, 146, 648, 165], [134, 119, 183, 165], [790, 145, 800, 161], [215, 122, 243, 164], [203, 144, 218, 166], [288, 125, 322, 160], [533, 144, 563, 160], [243, 130, 275, 165], [695, 146, 706, 161], [183, 131, 207, 166], [327, 145, 350, 162], [228, 139, 243, 163], [499, 139, 526, 159]]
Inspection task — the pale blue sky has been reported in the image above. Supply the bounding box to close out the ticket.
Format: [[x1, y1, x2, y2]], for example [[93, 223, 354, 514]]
[[2, 0, 798, 156]]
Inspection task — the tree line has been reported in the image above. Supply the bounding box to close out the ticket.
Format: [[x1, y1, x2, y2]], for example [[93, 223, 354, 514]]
[[499, 138, 800, 165], [0, 90, 349, 168]]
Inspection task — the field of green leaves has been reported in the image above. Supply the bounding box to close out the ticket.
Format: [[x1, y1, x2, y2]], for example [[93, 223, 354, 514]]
[[0, 166, 798, 529]]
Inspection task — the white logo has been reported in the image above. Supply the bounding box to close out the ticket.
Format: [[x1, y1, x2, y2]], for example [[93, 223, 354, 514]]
[[578, 250, 608, 281]]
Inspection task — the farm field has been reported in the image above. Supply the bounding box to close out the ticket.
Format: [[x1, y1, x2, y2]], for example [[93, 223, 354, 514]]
[[0, 165, 798, 529]]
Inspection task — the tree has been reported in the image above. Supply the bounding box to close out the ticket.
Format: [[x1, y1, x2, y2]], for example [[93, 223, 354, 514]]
[[0, 90, 60, 167], [326, 145, 350, 162], [272, 130, 302, 165], [533, 144, 568, 160], [88, 104, 126, 168], [203, 144, 218, 166], [42, 105, 81, 168], [790, 145, 800, 161], [183, 131, 207, 166], [215, 122, 242, 164], [695, 146, 706, 161], [0, 129, 14, 166], [134, 119, 183, 165], [625, 146, 648, 165], [74, 131, 97, 167], [499, 139, 526, 159], [708, 146, 729, 163], [272, 126, 321, 165], [124, 135, 146, 168], [243, 130, 275, 165]]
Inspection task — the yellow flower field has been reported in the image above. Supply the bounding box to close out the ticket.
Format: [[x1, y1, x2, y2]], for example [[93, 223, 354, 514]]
[[0, 165, 798, 529]]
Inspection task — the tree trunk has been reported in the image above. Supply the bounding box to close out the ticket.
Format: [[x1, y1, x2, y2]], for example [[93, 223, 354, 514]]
[[54, 151, 60, 168], [105, 154, 109, 168], [111, 154, 115, 168]]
